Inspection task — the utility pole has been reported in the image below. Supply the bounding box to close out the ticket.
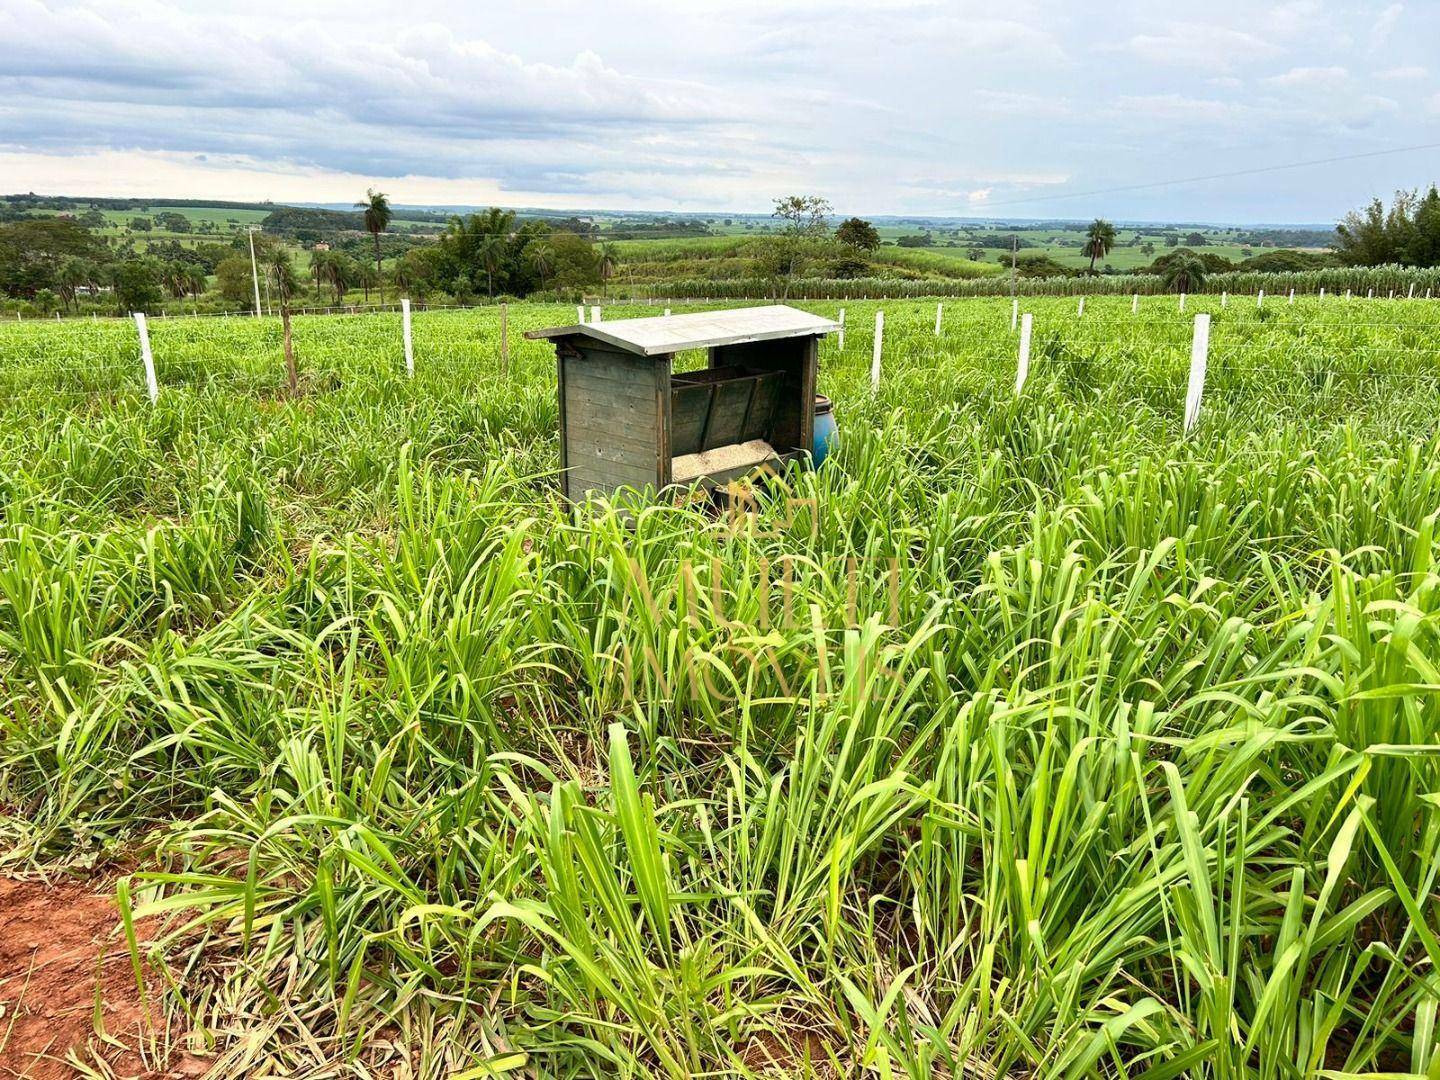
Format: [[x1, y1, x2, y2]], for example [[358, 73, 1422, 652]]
[[248, 227, 262, 318]]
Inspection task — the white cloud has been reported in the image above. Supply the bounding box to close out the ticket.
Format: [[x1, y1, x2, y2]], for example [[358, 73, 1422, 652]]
[[1119, 23, 1281, 71], [1263, 66, 1349, 89], [1375, 65, 1428, 80], [1369, 3, 1404, 54]]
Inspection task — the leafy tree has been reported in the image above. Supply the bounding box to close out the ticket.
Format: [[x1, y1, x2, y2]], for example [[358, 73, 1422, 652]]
[[110, 259, 163, 312], [0, 217, 109, 298], [1010, 254, 1075, 279], [1238, 249, 1332, 273], [546, 232, 602, 290], [216, 255, 255, 304], [1184, 232, 1209, 247], [1161, 253, 1207, 294], [1146, 249, 1234, 276], [835, 217, 880, 251], [770, 194, 832, 297], [357, 189, 393, 301], [34, 288, 58, 315], [1082, 219, 1117, 274]]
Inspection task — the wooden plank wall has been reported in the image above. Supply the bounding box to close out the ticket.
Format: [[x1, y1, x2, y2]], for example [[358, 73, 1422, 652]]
[[561, 345, 663, 499]]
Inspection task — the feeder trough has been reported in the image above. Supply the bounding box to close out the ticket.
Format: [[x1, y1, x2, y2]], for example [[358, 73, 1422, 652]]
[[528, 305, 838, 500]]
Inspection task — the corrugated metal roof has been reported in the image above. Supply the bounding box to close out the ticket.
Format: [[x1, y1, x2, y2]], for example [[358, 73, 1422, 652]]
[[525, 304, 838, 357]]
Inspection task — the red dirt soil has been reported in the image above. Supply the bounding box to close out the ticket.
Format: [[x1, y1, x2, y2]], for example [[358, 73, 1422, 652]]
[[0, 877, 207, 1079]]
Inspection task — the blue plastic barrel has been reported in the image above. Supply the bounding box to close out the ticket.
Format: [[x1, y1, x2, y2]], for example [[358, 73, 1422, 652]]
[[812, 395, 838, 467]]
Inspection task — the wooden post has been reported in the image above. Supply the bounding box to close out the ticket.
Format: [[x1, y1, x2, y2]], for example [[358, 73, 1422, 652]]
[[1184, 313, 1210, 434], [870, 311, 883, 390], [134, 312, 158, 404], [281, 306, 298, 395], [1015, 313, 1033, 395], [500, 302, 510, 376], [402, 298, 414, 377]]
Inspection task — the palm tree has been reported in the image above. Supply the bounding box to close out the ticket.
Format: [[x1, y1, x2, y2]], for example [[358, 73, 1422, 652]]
[[1162, 254, 1207, 294], [598, 242, 618, 299], [357, 263, 379, 304], [266, 247, 299, 305], [357, 189, 393, 302], [477, 232, 506, 297], [1083, 219, 1117, 275], [185, 265, 208, 300], [56, 258, 88, 312], [526, 236, 554, 290]]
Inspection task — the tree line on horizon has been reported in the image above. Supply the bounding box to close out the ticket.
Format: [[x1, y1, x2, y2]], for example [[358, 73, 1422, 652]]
[[2, 184, 1438, 314]]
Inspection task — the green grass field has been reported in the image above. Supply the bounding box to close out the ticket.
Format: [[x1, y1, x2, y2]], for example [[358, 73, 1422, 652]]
[[2, 297, 1440, 1075]]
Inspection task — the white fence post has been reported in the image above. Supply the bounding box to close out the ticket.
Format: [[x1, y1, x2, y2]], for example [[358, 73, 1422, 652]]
[[576, 304, 585, 324], [1132, 293, 1139, 314], [1011, 298, 1019, 331], [590, 305, 602, 323], [1184, 313, 1210, 434], [1179, 293, 1186, 312], [135, 312, 159, 404], [1367, 289, 1374, 300], [1409, 284, 1416, 299], [664, 307, 672, 316], [1257, 289, 1265, 309], [1346, 289, 1352, 301], [1015, 313, 1033, 395], [838, 307, 846, 350], [935, 303, 943, 336], [401, 299, 414, 378], [1077, 297, 1085, 317], [1222, 291, 1228, 308], [1320, 288, 1326, 300], [870, 311, 884, 390]]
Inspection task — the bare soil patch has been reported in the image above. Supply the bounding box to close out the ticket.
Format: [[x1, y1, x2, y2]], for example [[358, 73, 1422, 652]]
[[0, 876, 206, 1079]]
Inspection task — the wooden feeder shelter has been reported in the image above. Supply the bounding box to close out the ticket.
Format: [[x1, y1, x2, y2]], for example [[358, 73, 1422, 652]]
[[527, 305, 837, 500]]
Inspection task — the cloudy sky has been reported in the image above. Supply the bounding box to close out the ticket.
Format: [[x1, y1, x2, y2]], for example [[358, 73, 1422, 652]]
[[2, 0, 1438, 222]]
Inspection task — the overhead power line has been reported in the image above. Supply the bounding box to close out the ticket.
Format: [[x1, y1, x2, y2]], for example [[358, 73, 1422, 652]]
[[971, 141, 1440, 210]]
